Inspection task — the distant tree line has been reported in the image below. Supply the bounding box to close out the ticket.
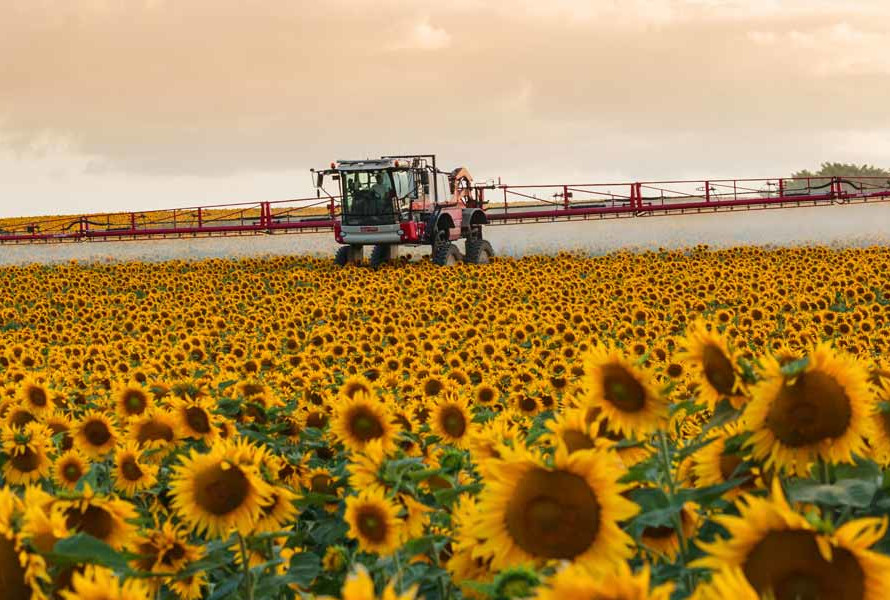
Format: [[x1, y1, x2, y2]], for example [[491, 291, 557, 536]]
[[783, 162, 890, 194]]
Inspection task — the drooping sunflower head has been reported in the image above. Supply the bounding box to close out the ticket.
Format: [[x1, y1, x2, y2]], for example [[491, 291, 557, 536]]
[[330, 391, 398, 453], [474, 445, 638, 571], [581, 346, 667, 438], [169, 439, 274, 538], [744, 344, 872, 476]]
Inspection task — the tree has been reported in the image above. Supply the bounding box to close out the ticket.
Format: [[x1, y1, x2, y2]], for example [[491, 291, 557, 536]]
[[791, 162, 890, 179]]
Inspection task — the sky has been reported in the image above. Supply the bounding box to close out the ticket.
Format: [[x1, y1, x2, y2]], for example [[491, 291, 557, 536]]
[[2, 0, 890, 218]]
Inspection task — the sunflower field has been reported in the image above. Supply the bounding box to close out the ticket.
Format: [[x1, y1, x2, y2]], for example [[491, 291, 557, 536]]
[[1, 246, 890, 599]]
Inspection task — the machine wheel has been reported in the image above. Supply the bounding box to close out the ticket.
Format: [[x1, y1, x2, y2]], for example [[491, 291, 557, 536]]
[[369, 244, 396, 268], [334, 245, 363, 266], [464, 239, 493, 264], [433, 242, 463, 266]]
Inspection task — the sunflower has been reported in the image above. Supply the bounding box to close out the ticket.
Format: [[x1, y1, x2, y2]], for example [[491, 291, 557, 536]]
[[581, 346, 667, 437], [347, 439, 388, 493], [344, 488, 403, 555], [16, 376, 52, 417], [679, 325, 747, 409], [167, 572, 207, 600], [113, 381, 154, 420], [744, 344, 872, 476], [542, 406, 597, 454], [170, 395, 218, 442], [640, 502, 700, 562], [53, 449, 90, 491], [866, 388, 890, 466], [339, 375, 375, 400], [113, 442, 159, 496], [131, 522, 202, 575], [169, 439, 274, 537], [60, 486, 139, 550], [0, 524, 49, 600], [2, 422, 54, 485], [59, 564, 150, 600], [473, 445, 638, 570], [21, 501, 71, 554], [330, 391, 398, 453], [690, 421, 761, 499], [45, 411, 74, 451], [74, 410, 119, 459], [473, 382, 499, 406], [128, 408, 179, 457], [320, 564, 417, 600], [533, 562, 673, 600], [429, 393, 474, 448], [253, 485, 299, 534], [696, 478, 890, 600]]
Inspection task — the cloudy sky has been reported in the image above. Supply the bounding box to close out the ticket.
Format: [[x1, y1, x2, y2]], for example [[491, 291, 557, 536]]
[[2, 0, 889, 217]]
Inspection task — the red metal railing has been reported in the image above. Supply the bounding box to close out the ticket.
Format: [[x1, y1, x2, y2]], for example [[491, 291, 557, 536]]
[[2, 176, 889, 244]]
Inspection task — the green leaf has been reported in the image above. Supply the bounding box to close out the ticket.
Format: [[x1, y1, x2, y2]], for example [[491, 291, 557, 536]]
[[51, 533, 131, 571], [288, 551, 322, 586]]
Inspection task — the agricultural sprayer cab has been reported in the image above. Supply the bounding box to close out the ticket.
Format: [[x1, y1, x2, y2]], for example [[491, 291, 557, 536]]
[[312, 155, 492, 267]]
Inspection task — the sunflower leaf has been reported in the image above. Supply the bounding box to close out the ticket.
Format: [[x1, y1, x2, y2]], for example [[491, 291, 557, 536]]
[[786, 478, 878, 508], [51, 533, 132, 572]]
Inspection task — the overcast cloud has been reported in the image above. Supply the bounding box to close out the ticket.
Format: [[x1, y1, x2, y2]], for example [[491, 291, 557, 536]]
[[1, 0, 889, 217]]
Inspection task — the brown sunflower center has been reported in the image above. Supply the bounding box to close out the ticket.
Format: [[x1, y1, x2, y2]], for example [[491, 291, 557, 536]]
[[123, 391, 147, 414], [423, 379, 443, 397], [137, 420, 175, 444], [743, 530, 864, 600], [766, 371, 852, 447], [161, 543, 187, 566], [10, 447, 40, 472], [27, 386, 48, 407], [342, 382, 370, 399], [477, 386, 496, 403], [347, 406, 384, 442], [185, 407, 211, 434], [83, 419, 112, 447], [63, 462, 83, 482], [310, 474, 335, 495], [9, 410, 35, 428], [601, 364, 646, 412], [121, 457, 144, 481], [356, 505, 388, 543], [505, 467, 600, 560], [65, 505, 114, 541], [561, 429, 595, 453], [440, 406, 467, 438], [702, 344, 736, 395], [193, 463, 250, 516], [0, 535, 30, 600], [306, 411, 328, 429]]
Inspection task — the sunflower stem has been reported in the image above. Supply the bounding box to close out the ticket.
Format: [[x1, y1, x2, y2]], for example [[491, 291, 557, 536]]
[[657, 430, 694, 591], [238, 533, 255, 600]]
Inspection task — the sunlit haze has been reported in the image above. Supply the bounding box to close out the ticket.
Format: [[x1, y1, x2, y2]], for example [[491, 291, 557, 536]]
[[2, 0, 889, 217]]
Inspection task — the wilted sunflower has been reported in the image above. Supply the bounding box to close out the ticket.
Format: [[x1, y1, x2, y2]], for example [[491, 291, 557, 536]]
[[330, 391, 398, 453], [696, 478, 890, 600], [169, 439, 273, 537], [59, 564, 150, 600], [744, 344, 872, 476], [2, 422, 53, 485], [679, 325, 746, 409], [344, 488, 403, 555], [533, 562, 673, 600], [113, 442, 159, 496], [581, 346, 666, 437], [53, 449, 90, 491], [473, 445, 638, 570], [75, 410, 119, 459], [429, 393, 474, 448]]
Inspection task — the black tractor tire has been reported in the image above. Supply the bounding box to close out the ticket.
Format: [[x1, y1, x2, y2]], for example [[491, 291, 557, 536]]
[[464, 239, 494, 264], [433, 242, 463, 266], [369, 244, 395, 269], [334, 246, 350, 266], [334, 245, 362, 266]]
